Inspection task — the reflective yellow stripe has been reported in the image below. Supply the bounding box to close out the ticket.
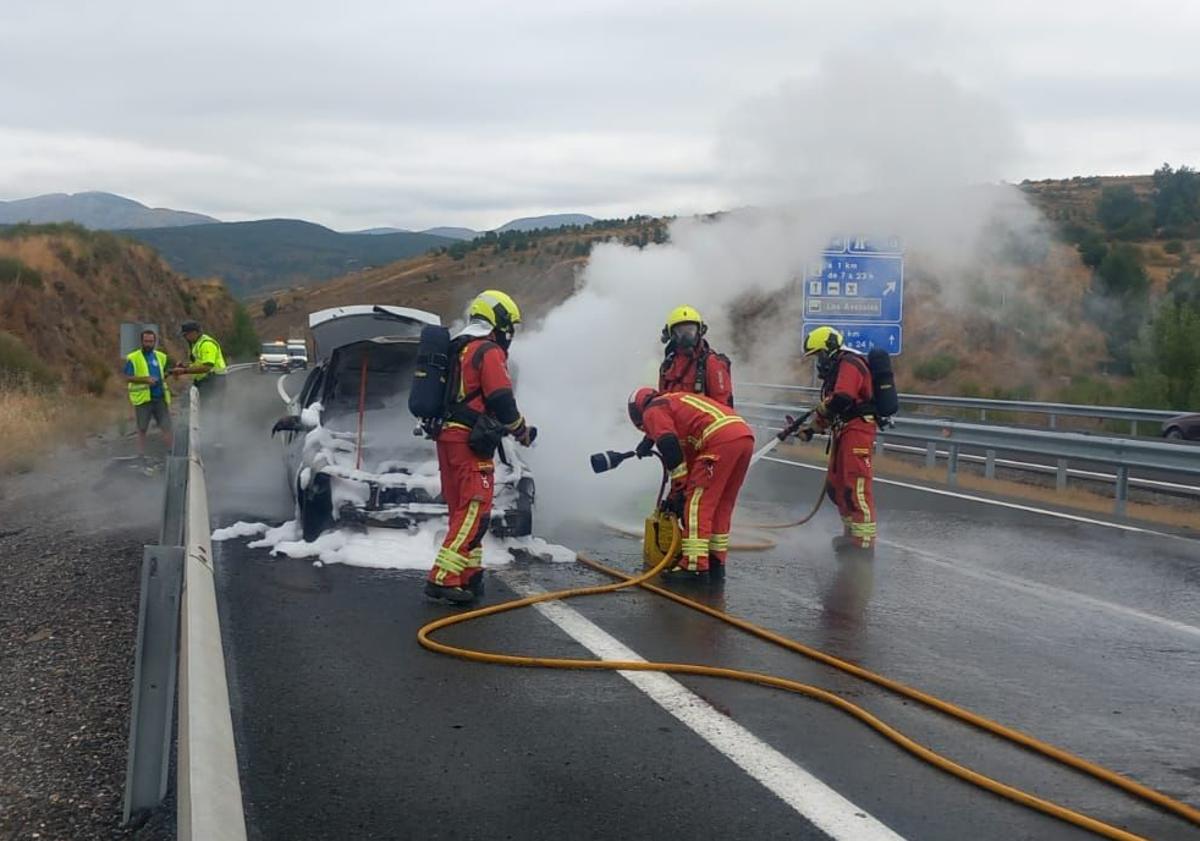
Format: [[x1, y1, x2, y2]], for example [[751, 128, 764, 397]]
[[447, 500, 481, 555], [678, 395, 745, 445], [435, 547, 468, 573], [681, 488, 705, 570], [680, 394, 729, 419], [467, 547, 483, 568], [855, 477, 872, 525], [669, 463, 688, 481], [709, 533, 730, 551]]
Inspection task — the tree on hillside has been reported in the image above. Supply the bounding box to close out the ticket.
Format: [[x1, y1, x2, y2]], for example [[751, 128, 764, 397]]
[[262, 297, 278, 317], [1097, 185, 1153, 239], [1152, 163, 1200, 233], [1166, 268, 1200, 308], [1086, 244, 1150, 373], [1127, 300, 1200, 409], [224, 303, 259, 360], [1096, 244, 1149, 297], [1076, 229, 1108, 268]]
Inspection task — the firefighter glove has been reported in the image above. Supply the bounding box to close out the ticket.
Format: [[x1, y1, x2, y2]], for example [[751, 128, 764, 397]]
[[635, 436, 655, 459], [796, 426, 815, 442]]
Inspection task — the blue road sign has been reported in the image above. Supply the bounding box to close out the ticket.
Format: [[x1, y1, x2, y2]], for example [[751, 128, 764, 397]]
[[804, 322, 903, 355], [802, 253, 903, 322]]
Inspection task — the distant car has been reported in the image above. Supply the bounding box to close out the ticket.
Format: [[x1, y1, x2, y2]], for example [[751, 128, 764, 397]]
[[271, 305, 536, 542], [286, 340, 308, 370], [1162, 413, 1200, 441], [258, 342, 290, 373]]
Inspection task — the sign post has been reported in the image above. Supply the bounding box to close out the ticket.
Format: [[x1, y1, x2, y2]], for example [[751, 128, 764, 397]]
[[801, 235, 904, 354]]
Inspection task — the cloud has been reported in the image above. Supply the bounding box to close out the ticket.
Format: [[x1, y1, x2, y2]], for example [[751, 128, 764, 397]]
[[0, 1, 1199, 227]]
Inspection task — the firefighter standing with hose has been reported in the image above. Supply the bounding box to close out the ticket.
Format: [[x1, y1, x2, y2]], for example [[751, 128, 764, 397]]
[[628, 388, 754, 581], [424, 291, 535, 605], [785, 326, 878, 554]]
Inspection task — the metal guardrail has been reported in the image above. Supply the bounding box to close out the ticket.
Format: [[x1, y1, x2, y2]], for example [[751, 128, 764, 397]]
[[123, 402, 189, 823], [741, 382, 1179, 435], [741, 401, 1200, 515], [124, 388, 248, 839]]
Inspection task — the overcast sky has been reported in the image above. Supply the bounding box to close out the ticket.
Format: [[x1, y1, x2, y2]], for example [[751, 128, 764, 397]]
[[2, 0, 1198, 230]]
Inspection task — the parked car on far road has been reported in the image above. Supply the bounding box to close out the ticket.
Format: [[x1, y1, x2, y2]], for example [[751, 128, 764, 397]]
[[1162, 412, 1200, 441]]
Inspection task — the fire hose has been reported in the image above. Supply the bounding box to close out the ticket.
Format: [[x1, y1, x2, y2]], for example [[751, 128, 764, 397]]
[[416, 443, 1199, 839]]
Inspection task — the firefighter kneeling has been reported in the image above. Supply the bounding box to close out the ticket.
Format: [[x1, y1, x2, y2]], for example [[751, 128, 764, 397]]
[[788, 326, 878, 554], [628, 388, 754, 580]]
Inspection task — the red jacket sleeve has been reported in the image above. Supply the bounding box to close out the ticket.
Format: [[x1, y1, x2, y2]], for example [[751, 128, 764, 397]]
[[477, 344, 525, 430], [477, 344, 514, 398], [705, 354, 733, 407]]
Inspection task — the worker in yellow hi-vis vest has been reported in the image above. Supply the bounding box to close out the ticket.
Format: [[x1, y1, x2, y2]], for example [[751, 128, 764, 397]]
[[123, 328, 173, 457], [170, 320, 228, 442]]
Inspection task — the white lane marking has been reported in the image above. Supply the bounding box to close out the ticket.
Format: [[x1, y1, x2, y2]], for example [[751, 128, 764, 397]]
[[503, 577, 907, 841], [276, 373, 293, 405], [762, 456, 1192, 543], [881, 539, 1200, 641]]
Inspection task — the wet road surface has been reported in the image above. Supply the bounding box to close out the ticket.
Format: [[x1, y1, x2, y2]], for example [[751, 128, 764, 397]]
[[207, 372, 1200, 840]]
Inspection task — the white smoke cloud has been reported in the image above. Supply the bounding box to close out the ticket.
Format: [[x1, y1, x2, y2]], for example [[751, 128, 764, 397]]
[[512, 54, 1042, 527]]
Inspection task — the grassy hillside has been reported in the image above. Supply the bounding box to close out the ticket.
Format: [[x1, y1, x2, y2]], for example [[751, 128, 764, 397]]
[[1020, 165, 1200, 409], [0, 223, 240, 393], [121, 219, 457, 298]]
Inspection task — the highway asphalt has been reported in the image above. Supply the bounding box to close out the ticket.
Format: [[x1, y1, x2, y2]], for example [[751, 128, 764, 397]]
[[205, 371, 1200, 840]]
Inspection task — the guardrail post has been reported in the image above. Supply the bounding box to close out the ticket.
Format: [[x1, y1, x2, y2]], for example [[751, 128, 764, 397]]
[[1056, 459, 1068, 492], [1131, 420, 1138, 437], [980, 409, 987, 423], [123, 545, 184, 824], [1114, 466, 1129, 515], [1049, 413, 1058, 429], [984, 449, 996, 480], [946, 444, 959, 486], [925, 441, 937, 469]]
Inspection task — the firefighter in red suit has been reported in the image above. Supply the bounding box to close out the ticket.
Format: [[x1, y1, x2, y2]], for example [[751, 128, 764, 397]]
[[790, 326, 878, 553], [629, 388, 755, 580], [424, 290, 534, 604], [658, 305, 733, 407]]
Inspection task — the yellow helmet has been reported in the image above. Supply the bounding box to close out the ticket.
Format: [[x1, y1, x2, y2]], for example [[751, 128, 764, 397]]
[[803, 325, 843, 356], [467, 290, 522, 332], [661, 305, 707, 344]]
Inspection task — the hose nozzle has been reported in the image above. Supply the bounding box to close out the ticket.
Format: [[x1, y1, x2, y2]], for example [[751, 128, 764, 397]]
[[590, 450, 635, 474]]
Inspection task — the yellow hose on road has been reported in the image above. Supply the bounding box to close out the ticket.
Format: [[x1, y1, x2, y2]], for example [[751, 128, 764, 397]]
[[417, 530, 1197, 840]]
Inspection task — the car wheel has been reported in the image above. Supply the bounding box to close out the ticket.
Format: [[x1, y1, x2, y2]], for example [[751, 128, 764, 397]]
[[300, 473, 332, 541], [1165, 427, 1184, 441]]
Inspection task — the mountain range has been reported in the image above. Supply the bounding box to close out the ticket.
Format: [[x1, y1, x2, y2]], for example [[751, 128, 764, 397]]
[[350, 215, 599, 239], [1, 191, 596, 238], [0, 191, 218, 229], [119, 220, 457, 298]]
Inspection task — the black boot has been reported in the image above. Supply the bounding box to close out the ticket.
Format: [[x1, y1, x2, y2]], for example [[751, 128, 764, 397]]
[[707, 561, 726, 584], [423, 580, 478, 604], [466, 570, 486, 599]]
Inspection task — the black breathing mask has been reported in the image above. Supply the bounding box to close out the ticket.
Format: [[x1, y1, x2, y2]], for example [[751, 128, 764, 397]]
[[495, 326, 515, 351], [670, 323, 701, 350], [816, 350, 837, 381]]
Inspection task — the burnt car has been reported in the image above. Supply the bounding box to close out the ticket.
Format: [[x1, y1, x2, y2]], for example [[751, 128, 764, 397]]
[[1162, 412, 1200, 442], [272, 305, 535, 541]]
